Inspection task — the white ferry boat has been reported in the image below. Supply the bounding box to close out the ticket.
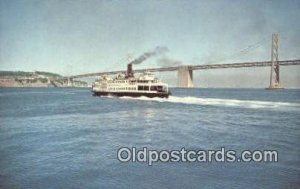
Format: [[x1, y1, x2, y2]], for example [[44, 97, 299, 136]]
[[91, 64, 170, 98]]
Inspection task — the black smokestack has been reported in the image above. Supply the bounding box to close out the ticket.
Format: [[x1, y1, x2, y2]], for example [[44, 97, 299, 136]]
[[129, 46, 168, 65], [127, 63, 133, 78]]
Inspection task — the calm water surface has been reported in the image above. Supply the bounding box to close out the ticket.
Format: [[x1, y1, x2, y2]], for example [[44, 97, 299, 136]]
[[0, 88, 299, 188]]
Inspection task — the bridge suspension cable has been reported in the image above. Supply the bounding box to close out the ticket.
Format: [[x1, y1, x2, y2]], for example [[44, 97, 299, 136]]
[[205, 37, 268, 64]]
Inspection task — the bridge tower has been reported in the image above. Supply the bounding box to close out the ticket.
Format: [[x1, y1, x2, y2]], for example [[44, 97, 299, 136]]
[[267, 33, 283, 90], [47, 77, 51, 85], [178, 66, 193, 88], [67, 77, 73, 87]]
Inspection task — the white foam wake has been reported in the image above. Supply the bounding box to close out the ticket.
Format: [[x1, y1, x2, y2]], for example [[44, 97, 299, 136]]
[[119, 96, 300, 111]]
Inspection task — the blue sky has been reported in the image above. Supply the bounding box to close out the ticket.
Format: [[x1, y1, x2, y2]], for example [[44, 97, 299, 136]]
[[0, 0, 299, 87]]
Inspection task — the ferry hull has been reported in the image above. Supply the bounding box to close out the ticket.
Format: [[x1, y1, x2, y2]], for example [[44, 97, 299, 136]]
[[93, 91, 170, 98]]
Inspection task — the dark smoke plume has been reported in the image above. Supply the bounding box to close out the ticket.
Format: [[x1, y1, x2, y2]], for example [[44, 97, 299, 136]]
[[157, 57, 182, 67], [129, 46, 168, 65]]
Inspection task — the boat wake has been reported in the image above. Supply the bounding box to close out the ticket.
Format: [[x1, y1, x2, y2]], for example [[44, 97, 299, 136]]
[[120, 96, 300, 111]]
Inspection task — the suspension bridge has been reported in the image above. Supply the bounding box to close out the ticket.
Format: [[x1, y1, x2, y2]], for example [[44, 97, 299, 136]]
[[64, 33, 300, 89]]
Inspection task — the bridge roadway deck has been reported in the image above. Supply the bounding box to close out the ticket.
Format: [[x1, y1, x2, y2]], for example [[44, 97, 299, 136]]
[[69, 59, 300, 79]]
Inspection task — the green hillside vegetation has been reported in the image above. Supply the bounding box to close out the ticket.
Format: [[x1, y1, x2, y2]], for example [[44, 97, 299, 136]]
[[14, 78, 49, 83], [0, 71, 88, 87], [34, 71, 62, 78], [0, 71, 32, 77], [0, 71, 62, 78]]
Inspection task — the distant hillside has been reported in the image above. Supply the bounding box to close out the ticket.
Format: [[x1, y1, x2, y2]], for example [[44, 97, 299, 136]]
[[0, 71, 62, 78], [0, 71, 88, 88], [34, 71, 62, 78]]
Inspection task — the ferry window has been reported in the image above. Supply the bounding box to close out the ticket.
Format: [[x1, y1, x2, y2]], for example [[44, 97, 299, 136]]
[[150, 86, 157, 91], [157, 86, 163, 92], [138, 86, 149, 90]]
